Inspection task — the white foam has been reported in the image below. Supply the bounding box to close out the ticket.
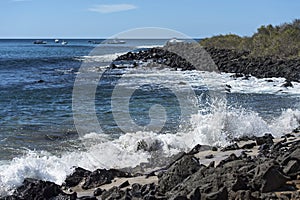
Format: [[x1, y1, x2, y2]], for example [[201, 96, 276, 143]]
[[1, 103, 300, 196], [135, 45, 164, 49], [75, 52, 125, 63]]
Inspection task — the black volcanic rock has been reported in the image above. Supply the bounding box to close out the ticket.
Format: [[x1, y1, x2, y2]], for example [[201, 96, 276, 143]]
[[82, 169, 132, 190], [65, 167, 91, 187], [158, 155, 201, 193], [114, 45, 300, 82], [5, 178, 77, 200]]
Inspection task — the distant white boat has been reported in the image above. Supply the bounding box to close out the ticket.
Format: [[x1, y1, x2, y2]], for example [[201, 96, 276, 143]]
[[61, 41, 68, 45], [54, 39, 59, 43], [106, 39, 126, 44], [167, 38, 184, 44]]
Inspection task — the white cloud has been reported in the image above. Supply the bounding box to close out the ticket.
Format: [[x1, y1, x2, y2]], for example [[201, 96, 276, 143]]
[[89, 4, 137, 14]]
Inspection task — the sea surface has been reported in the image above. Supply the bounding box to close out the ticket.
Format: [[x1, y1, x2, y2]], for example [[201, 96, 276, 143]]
[[0, 39, 300, 196]]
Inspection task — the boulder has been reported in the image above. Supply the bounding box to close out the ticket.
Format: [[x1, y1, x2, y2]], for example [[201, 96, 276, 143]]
[[252, 161, 289, 193], [158, 155, 201, 193], [64, 167, 91, 187], [82, 169, 132, 190]]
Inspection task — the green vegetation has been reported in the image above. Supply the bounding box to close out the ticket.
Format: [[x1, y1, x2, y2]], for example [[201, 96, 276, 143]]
[[200, 19, 300, 58]]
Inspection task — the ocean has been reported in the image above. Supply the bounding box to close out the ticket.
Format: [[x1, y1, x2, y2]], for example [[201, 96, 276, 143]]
[[0, 39, 300, 196]]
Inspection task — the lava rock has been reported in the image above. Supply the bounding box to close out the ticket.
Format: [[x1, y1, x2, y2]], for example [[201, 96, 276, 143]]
[[221, 143, 239, 151], [65, 167, 91, 187], [283, 160, 300, 177], [158, 155, 201, 193], [12, 178, 73, 200], [252, 161, 289, 193], [119, 180, 130, 188], [82, 169, 132, 190], [188, 144, 212, 154], [255, 134, 274, 146], [241, 142, 256, 149], [93, 188, 103, 196]]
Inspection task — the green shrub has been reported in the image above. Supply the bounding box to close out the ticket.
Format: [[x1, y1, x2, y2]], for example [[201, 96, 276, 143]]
[[200, 19, 300, 58]]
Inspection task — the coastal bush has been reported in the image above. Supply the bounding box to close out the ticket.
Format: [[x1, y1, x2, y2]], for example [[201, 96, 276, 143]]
[[200, 19, 300, 58]]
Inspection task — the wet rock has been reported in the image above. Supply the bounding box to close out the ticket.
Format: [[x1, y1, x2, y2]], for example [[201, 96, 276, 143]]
[[293, 126, 300, 133], [205, 154, 214, 159], [119, 180, 130, 188], [82, 169, 132, 190], [211, 146, 218, 151], [158, 155, 201, 193], [282, 80, 293, 87], [217, 153, 239, 167], [188, 144, 212, 154], [221, 143, 239, 151], [12, 178, 73, 200], [255, 133, 274, 146], [65, 167, 91, 187], [93, 188, 103, 196]]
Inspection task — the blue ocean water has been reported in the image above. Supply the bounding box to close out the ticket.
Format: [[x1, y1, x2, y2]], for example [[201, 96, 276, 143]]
[[0, 39, 169, 159]]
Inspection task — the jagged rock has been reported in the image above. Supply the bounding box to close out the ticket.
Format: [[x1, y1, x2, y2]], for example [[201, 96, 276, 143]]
[[211, 146, 218, 151], [188, 144, 212, 154], [232, 176, 248, 192], [281, 80, 293, 87], [93, 188, 103, 196], [119, 180, 130, 188], [114, 45, 300, 82], [252, 161, 289, 192], [187, 187, 201, 200], [283, 160, 300, 177], [9, 178, 75, 200], [221, 143, 239, 151], [158, 155, 201, 193], [205, 186, 228, 200], [205, 154, 214, 159], [82, 169, 132, 190], [131, 183, 142, 198], [141, 183, 157, 196], [101, 186, 125, 200], [232, 190, 256, 200], [65, 167, 91, 187], [241, 142, 256, 149], [255, 134, 274, 145]]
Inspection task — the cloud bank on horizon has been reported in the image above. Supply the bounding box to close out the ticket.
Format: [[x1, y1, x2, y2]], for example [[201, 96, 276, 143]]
[[89, 4, 137, 14]]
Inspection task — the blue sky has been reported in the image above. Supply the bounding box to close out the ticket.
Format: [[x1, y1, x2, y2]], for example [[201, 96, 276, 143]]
[[0, 0, 299, 38]]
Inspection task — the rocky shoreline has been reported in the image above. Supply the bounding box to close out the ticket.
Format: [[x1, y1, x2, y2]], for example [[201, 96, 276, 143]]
[[2, 128, 300, 200], [112, 44, 300, 83], [2, 44, 300, 200]]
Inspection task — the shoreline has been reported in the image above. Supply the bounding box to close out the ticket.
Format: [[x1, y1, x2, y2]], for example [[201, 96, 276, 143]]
[[2, 129, 300, 199], [113, 43, 300, 83]]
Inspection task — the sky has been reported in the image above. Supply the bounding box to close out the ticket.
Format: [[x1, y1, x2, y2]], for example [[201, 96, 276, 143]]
[[0, 0, 299, 38]]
